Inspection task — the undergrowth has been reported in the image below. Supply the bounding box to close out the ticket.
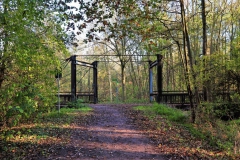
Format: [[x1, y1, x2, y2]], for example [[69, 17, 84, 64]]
[[0, 106, 93, 146], [196, 108, 240, 155], [66, 99, 86, 108], [134, 103, 240, 157], [0, 105, 93, 159]]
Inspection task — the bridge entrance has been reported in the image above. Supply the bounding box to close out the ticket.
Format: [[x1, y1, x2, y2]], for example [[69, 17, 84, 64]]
[[57, 55, 98, 104]]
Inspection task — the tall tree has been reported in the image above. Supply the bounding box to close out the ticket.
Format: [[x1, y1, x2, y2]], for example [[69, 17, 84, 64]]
[[0, 0, 67, 127], [179, 0, 201, 122], [201, 0, 208, 101]]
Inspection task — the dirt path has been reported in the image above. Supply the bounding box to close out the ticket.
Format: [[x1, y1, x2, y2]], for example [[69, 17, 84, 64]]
[[60, 104, 168, 160], [1, 104, 236, 159]]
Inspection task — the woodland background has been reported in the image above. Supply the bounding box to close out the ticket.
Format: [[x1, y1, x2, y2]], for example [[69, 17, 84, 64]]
[[0, 0, 240, 134]]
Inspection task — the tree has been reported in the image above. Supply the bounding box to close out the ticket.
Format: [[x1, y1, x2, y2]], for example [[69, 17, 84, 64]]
[[0, 0, 68, 127], [201, 0, 209, 101], [58, 0, 240, 122]]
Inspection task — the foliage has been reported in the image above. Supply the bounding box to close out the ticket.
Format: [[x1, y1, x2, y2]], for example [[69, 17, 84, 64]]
[[59, 0, 240, 106], [66, 99, 86, 109], [0, 0, 68, 128], [196, 103, 240, 154]]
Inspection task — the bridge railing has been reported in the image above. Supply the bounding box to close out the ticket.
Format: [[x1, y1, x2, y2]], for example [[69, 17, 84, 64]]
[[161, 92, 204, 104], [161, 91, 190, 104], [152, 91, 232, 105], [57, 92, 94, 104], [157, 91, 194, 104]]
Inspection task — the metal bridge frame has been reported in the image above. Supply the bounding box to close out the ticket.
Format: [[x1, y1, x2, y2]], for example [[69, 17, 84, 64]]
[[149, 54, 192, 105], [69, 54, 163, 104], [70, 55, 98, 104], [149, 54, 163, 103]]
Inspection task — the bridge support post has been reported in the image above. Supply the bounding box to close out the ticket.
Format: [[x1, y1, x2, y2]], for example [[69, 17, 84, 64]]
[[149, 61, 153, 102], [157, 54, 163, 103], [71, 55, 77, 102], [93, 61, 98, 104]]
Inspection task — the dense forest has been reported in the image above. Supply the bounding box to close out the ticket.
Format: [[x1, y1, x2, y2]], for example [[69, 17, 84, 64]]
[[59, 0, 240, 122], [1, 0, 240, 154]]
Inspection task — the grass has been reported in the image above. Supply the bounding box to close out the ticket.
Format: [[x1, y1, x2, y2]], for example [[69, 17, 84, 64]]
[[37, 106, 93, 125], [134, 103, 188, 123], [0, 105, 93, 160], [133, 103, 240, 157], [197, 118, 240, 153], [0, 106, 92, 144], [45, 107, 93, 117]]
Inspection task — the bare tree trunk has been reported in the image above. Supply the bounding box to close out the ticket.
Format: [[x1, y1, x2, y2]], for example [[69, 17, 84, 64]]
[[107, 63, 113, 102], [169, 48, 175, 90], [0, 3, 7, 89], [129, 56, 137, 99], [108, 38, 128, 103], [103, 55, 113, 102], [0, 64, 5, 89], [201, 0, 208, 101], [166, 52, 170, 91], [137, 62, 143, 99], [180, 0, 200, 123], [121, 63, 126, 102], [0, 2, 10, 127]]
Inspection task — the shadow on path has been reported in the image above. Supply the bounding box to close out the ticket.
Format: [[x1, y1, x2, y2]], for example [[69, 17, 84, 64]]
[[62, 104, 168, 160]]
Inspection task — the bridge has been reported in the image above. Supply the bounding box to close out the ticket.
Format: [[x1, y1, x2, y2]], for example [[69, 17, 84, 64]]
[[57, 54, 232, 106], [56, 54, 201, 106]]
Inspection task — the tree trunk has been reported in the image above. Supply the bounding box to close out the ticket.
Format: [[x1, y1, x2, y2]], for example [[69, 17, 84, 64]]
[[129, 57, 137, 99], [121, 64, 126, 102], [104, 56, 113, 102], [201, 0, 208, 101], [108, 65, 113, 102], [180, 0, 200, 123], [0, 65, 5, 89]]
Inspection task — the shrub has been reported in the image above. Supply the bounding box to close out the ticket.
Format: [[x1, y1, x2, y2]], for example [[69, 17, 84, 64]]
[[67, 99, 85, 109]]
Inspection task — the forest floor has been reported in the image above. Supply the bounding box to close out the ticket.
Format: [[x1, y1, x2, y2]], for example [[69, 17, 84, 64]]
[[0, 104, 238, 159]]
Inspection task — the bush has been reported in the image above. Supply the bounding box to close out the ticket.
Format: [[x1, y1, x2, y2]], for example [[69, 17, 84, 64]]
[[67, 99, 85, 109], [199, 100, 240, 121], [213, 103, 240, 120]]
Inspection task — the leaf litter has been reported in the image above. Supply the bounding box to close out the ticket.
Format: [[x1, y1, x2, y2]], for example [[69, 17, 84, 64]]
[[1, 104, 239, 159]]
